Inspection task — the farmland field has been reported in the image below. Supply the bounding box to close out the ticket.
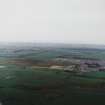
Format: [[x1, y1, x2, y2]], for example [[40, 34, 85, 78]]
[[0, 43, 105, 105]]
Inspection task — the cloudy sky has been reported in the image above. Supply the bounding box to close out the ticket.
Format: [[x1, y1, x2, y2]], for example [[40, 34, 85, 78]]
[[0, 0, 105, 44]]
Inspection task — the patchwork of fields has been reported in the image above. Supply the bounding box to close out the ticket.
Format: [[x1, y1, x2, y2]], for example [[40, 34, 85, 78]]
[[0, 44, 105, 105]]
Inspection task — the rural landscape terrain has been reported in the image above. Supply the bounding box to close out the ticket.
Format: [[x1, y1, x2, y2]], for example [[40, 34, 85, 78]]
[[0, 43, 105, 105]]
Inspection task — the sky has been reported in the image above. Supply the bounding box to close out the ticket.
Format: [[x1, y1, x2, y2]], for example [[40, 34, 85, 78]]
[[0, 0, 105, 44]]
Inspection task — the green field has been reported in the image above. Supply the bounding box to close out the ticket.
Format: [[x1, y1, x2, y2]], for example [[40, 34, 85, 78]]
[[0, 65, 105, 105]]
